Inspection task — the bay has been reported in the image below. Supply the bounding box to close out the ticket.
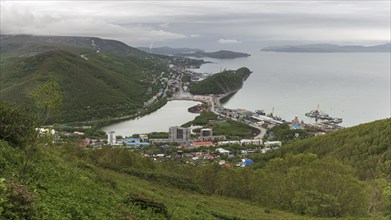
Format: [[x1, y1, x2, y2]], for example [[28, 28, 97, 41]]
[[104, 52, 390, 135], [191, 52, 390, 127]]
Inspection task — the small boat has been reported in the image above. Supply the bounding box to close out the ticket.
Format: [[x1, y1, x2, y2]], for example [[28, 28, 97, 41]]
[[255, 110, 265, 115]]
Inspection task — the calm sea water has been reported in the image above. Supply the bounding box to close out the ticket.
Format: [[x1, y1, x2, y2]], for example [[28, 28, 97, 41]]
[[192, 52, 390, 127], [104, 52, 390, 136], [102, 100, 200, 137]]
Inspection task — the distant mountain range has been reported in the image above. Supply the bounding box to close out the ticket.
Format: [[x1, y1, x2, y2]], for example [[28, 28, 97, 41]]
[[261, 43, 391, 53], [0, 34, 147, 58], [138, 46, 250, 59], [138, 46, 204, 56]]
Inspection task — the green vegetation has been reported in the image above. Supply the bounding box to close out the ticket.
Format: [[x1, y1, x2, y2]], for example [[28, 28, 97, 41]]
[[147, 132, 169, 139], [182, 112, 254, 139], [1, 140, 375, 219], [182, 112, 218, 127], [251, 154, 368, 217], [31, 80, 63, 125], [0, 102, 36, 147], [252, 118, 391, 217], [1, 140, 370, 220], [257, 119, 391, 180], [212, 120, 254, 139], [0, 49, 162, 123], [3, 101, 389, 219], [0, 35, 173, 123], [1, 34, 390, 219], [190, 67, 251, 95], [0, 102, 319, 219], [265, 124, 312, 143]]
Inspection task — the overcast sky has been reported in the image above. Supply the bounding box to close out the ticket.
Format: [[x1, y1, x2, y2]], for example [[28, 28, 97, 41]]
[[1, 1, 390, 50]]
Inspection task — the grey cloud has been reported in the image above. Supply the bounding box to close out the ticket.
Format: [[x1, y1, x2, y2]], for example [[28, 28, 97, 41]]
[[1, 1, 389, 47], [218, 38, 241, 44]]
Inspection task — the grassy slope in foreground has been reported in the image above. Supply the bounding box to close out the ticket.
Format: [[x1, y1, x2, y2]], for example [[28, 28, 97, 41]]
[[190, 67, 251, 95], [1, 142, 323, 220]]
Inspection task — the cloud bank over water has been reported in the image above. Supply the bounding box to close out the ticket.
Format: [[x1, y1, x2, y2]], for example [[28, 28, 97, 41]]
[[1, 1, 389, 49]]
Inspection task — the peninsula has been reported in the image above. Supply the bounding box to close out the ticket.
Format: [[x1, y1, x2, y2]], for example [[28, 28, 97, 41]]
[[189, 67, 251, 95]]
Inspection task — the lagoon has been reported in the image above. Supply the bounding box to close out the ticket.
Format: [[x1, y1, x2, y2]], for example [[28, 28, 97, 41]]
[[102, 100, 200, 137]]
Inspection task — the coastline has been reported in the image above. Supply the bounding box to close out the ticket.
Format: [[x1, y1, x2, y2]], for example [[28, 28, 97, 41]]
[[67, 98, 168, 128], [101, 100, 201, 136], [92, 65, 253, 134]]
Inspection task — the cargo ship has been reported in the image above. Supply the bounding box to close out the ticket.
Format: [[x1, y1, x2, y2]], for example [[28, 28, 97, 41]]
[[305, 105, 342, 124]]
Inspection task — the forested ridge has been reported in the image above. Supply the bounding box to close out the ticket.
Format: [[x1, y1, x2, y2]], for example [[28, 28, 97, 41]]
[[0, 35, 180, 123], [189, 67, 251, 95], [255, 119, 390, 180]]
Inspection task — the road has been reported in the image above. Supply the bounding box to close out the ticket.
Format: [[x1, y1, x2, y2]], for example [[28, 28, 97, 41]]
[[249, 124, 267, 139], [213, 93, 267, 140], [170, 72, 267, 140]]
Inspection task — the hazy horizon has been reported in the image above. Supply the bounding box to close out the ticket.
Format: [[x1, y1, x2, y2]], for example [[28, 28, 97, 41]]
[[1, 1, 390, 51]]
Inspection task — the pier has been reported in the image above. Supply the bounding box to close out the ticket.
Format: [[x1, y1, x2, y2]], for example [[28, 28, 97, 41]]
[[305, 105, 343, 130]]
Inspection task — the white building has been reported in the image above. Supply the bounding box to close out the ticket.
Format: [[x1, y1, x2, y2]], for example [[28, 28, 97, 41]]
[[216, 148, 230, 155], [107, 131, 116, 145], [264, 141, 282, 148], [218, 140, 240, 145], [240, 139, 263, 145], [139, 134, 148, 142]]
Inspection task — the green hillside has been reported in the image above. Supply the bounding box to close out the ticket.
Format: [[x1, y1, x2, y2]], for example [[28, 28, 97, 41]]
[[190, 67, 251, 95], [0, 35, 147, 58], [1, 103, 389, 219], [250, 119, 391, 217], [255, 119, 391, 181], [0, 140, 326, 220], [0, 35, 172, 123]]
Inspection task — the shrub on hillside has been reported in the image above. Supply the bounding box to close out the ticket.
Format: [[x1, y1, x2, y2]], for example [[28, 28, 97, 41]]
[[0, 102, 36, 148], [0, 178, 39, 219]]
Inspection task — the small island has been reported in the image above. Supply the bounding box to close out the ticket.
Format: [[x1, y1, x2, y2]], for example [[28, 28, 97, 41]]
[[189, 67, 252, 95]]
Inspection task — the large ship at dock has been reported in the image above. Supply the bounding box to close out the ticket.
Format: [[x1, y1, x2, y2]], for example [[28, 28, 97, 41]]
[[305, 105, 342, 124]]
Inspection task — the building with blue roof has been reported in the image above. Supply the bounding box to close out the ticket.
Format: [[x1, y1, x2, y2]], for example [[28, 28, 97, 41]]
[[123, 137, 150, 147]]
